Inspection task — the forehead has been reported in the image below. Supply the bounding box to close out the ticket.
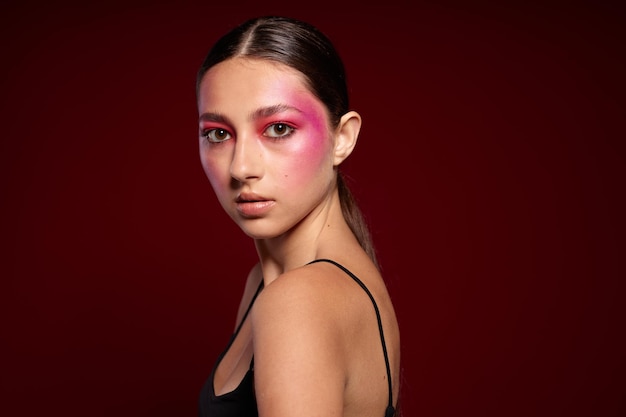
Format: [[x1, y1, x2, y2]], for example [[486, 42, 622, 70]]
[[197, 58, 323, 114]]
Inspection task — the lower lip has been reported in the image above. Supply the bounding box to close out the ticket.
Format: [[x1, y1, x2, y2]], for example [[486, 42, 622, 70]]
[[236, 200, 276, 218]]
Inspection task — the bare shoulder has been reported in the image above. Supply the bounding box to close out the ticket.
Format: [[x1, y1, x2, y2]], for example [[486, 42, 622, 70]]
[[252, 259, 393, 331], [251, 260, 400, 416], [250, 262, 355, 416], [253, 261, 358, 325]]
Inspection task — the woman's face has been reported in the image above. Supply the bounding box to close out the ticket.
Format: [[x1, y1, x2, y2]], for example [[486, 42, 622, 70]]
[[197, 58, 338, 239]]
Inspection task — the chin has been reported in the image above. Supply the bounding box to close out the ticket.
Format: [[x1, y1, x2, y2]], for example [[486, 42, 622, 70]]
[[240, 227, 280, 240], [236, 221, 290, 241]]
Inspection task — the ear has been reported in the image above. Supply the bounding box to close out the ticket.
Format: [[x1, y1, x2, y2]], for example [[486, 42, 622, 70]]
[[333, 111, 362, 166]]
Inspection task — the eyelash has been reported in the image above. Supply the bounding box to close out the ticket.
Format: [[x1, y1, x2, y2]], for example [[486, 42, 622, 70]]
[[200, 123, 296, 143], [263, 123, 295, 139], [201, 128, 231, 143]]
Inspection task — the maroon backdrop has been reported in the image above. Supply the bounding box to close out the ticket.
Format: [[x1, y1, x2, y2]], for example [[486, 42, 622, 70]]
[[2, 1, 624, 416]]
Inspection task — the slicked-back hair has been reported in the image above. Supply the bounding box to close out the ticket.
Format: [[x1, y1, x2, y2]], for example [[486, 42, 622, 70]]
[[197, 16, 378, 267]]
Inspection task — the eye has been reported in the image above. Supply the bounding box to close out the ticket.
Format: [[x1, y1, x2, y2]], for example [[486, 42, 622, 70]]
[[264, 123, 295, 138], [201, 128, 232, 143]]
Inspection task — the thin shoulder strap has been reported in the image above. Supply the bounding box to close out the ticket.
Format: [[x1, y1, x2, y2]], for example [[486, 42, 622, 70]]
[[233, 279, 264, 338], [308, 259, 395, 417]]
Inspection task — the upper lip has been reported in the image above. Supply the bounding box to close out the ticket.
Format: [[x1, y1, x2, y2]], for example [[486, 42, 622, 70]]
[[236, 192, 270, 203]]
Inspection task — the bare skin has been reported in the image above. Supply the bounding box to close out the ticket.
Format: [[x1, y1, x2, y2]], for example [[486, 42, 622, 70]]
[[199, 57, 400, 417]]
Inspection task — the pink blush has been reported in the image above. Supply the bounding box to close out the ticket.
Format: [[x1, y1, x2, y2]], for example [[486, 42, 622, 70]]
[[280, 113, 332, 188]]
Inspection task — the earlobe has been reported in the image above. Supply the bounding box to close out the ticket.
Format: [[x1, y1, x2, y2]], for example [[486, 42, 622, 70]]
[[333, 111, 362, 166]]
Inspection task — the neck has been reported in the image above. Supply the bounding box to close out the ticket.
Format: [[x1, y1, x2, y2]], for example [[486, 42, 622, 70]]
[[253, 189, 356, 286]]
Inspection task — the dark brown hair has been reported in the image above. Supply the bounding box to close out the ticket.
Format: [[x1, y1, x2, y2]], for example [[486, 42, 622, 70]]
[[197, 16, 378, 267]]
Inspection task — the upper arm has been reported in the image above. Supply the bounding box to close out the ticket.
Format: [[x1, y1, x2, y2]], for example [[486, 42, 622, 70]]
[[252, 273, 347, 417]]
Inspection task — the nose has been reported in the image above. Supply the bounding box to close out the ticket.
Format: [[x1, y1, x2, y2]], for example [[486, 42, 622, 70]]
[[230, 135, 263, 182]]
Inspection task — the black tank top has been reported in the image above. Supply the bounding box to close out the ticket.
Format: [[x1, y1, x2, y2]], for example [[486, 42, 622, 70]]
[[198, 259, 395, 417]]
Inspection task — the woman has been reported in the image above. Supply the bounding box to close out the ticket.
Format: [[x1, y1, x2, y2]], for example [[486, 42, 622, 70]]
[[196, 16, 401, 417]]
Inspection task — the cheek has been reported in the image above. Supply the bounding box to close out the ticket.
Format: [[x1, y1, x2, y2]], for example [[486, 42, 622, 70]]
[[280, 132, 332, 187], [277, 98, 332, 184], [200, 151, 230, 195]]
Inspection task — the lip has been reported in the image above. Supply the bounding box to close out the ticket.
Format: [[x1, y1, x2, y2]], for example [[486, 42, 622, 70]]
[[235, 192, 275, 218]]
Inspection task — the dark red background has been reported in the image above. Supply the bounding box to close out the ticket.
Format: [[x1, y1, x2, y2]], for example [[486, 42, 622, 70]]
[[2, 1, 624, 416]]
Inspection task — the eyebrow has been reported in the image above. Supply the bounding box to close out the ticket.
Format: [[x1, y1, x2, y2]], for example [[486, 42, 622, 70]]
[[198, 104, 302, 125], [198, 112, 231, 125], [251, 104, 302, 119]]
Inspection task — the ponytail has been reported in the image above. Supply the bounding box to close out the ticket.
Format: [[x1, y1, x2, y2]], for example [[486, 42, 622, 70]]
[[337, 173, 379, 269]]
